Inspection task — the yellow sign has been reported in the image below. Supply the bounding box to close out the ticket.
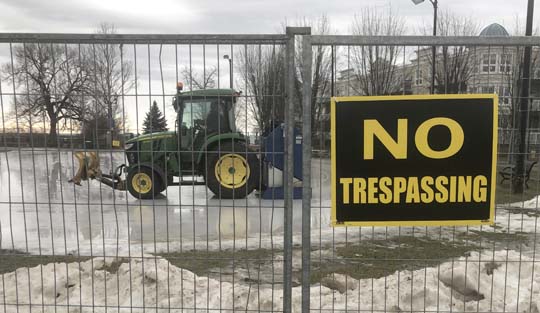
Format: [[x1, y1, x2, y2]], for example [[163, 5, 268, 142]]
[[331, 94, 498, 227]]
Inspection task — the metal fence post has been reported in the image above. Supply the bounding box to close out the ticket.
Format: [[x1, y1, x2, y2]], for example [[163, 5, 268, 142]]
[[283, 26, 311, 313], [301, 33, 313, 313], [283, 27, 295, 313]]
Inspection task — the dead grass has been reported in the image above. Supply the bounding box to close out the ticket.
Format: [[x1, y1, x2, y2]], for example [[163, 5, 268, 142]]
[[156, 249, 273, 277], [0, 249, 91, 275], [309, 236, 479, 283]]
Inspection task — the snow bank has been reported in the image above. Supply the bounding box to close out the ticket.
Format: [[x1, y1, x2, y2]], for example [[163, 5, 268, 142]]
[[1, 250, 539, 313], [511, 195, 540, 210]]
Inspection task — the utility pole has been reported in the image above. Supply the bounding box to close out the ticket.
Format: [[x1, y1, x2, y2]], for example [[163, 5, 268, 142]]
[[431, 0, 438, 94], [412, 0, 438, 94], [513, 0, 535, 194]]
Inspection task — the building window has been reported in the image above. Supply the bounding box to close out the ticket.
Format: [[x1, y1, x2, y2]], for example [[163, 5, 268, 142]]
[[481, 86, 495, 93], [499, 54, 512, 73], [482, 54, 497, 73], [415, 70, 423, 85], [498, 86, 511, 105]]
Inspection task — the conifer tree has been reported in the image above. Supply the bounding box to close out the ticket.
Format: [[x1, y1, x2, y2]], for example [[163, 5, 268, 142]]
[[142, 101, 168, 134]]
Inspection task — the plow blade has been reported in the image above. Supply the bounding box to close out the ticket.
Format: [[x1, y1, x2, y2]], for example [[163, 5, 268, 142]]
[[69, 151, 102, 185], [69, 151, 126, 190]]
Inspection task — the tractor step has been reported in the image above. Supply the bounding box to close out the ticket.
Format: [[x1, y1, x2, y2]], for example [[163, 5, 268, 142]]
[[169, 176, 207, 186], [169, 181, 207, 186]]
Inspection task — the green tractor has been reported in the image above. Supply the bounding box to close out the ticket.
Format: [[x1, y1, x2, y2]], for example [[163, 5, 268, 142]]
[[70, 84, 261, 199]]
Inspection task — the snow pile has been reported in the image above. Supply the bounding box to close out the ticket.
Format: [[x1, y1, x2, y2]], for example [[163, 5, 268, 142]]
[[511, 195, 540, 210], [1, 250, 539, 313]]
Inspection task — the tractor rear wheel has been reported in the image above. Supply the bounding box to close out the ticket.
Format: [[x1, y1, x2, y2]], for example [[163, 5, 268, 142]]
[[126, 167, 162, 199], [206, 141, 259, 199]]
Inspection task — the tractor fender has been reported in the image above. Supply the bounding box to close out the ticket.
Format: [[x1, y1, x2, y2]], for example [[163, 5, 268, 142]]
[[196, 133, 247, 166], [127, 162, 167, 187]]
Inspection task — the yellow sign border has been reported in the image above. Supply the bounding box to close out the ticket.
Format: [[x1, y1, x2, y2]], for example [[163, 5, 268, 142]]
[[331, 94, 498, 227]]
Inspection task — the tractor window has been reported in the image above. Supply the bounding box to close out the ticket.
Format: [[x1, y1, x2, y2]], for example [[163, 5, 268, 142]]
[[182, 100, 212, 129], [225, 99, 236, 132], [179, 98, 232, 137]]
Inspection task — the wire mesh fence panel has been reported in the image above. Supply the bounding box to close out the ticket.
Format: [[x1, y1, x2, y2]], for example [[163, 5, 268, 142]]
[[304, 34, 540, 313], [0, 33, 299, 313], [2, 29, 540, 313]]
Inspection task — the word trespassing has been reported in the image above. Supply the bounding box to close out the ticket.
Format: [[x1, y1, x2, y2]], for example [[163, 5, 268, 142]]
[[339, 175, 488, 205]]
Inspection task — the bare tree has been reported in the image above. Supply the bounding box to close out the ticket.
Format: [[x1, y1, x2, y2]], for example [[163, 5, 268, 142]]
[[351, 6, 405, 96], [501, 47, 535, 128], [83, 23, 133, 144], [422, 10, 479, 94], [294, 16, 333, 146], [1, 43, 89, 146], [237, 45, 286, 133], [5, 107, 43, 133], [237, 15, 333, 136], [181, 66, 217, 89], [504, 19, 539, 129], [499, 21, 539, 168]]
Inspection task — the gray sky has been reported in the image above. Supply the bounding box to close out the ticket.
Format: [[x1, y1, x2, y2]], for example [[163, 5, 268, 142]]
[[0, 0, 536, 35], [0, 0, 538, 133]]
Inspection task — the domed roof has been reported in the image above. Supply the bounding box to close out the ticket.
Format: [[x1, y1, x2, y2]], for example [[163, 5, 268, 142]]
[[479, 23, 509, 36]]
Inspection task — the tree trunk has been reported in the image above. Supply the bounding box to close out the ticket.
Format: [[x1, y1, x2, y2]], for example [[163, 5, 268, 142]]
[[48, 119, 58, 147]]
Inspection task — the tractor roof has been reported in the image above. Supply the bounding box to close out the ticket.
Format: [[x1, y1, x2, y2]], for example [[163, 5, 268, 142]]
[[126, 130, 176, 144], [178, 88, 239, 99]]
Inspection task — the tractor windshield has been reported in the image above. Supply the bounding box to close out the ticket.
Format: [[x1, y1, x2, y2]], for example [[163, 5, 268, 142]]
[[182, 100, 212, 129], [179, 98, 233, 135]]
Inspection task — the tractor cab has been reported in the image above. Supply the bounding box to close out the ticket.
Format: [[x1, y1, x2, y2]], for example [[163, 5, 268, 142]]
[[173, 83, 239, 145]]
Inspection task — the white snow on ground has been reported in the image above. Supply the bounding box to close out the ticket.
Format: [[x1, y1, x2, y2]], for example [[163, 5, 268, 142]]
[[1, 250, 539, 313], [511, 195, 540, 210]]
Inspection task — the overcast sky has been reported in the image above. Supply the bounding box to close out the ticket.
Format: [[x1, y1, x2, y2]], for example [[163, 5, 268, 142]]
[[0, 0, 538, 133], [0, 0, 537, 35]]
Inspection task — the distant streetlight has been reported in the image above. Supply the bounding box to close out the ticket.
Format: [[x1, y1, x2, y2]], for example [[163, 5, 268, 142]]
[[412, 0, 438, 94], [223, 54, 233, 89]]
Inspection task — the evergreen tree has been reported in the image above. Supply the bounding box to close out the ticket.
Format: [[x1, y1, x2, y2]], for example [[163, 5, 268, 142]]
[[142, 101, 168, 134]]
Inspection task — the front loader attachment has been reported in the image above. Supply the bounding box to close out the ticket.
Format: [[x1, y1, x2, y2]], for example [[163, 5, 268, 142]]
[[69, 151, 126, 190]]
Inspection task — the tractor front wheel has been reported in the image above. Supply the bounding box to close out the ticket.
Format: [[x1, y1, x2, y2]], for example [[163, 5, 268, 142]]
[[126, 167, 162, 199], [206, 142, 259, 199]]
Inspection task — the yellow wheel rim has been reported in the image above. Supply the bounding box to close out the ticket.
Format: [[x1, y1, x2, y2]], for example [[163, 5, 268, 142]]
[[132, 173, 153, 194], [215, 153, 250, 189]]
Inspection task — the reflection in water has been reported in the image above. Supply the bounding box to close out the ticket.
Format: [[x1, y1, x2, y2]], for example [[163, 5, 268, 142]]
[[218, 207, 248, 239]]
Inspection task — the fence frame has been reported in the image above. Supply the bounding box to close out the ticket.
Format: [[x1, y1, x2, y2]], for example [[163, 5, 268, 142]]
[[0, 30, 298, 312], [2, 29, 540, 313], [301, 33, 540, 313]]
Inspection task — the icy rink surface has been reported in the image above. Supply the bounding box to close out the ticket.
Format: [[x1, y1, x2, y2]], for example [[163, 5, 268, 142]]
[[0, 149, 539, 256], [0, 250, 539, 313]]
